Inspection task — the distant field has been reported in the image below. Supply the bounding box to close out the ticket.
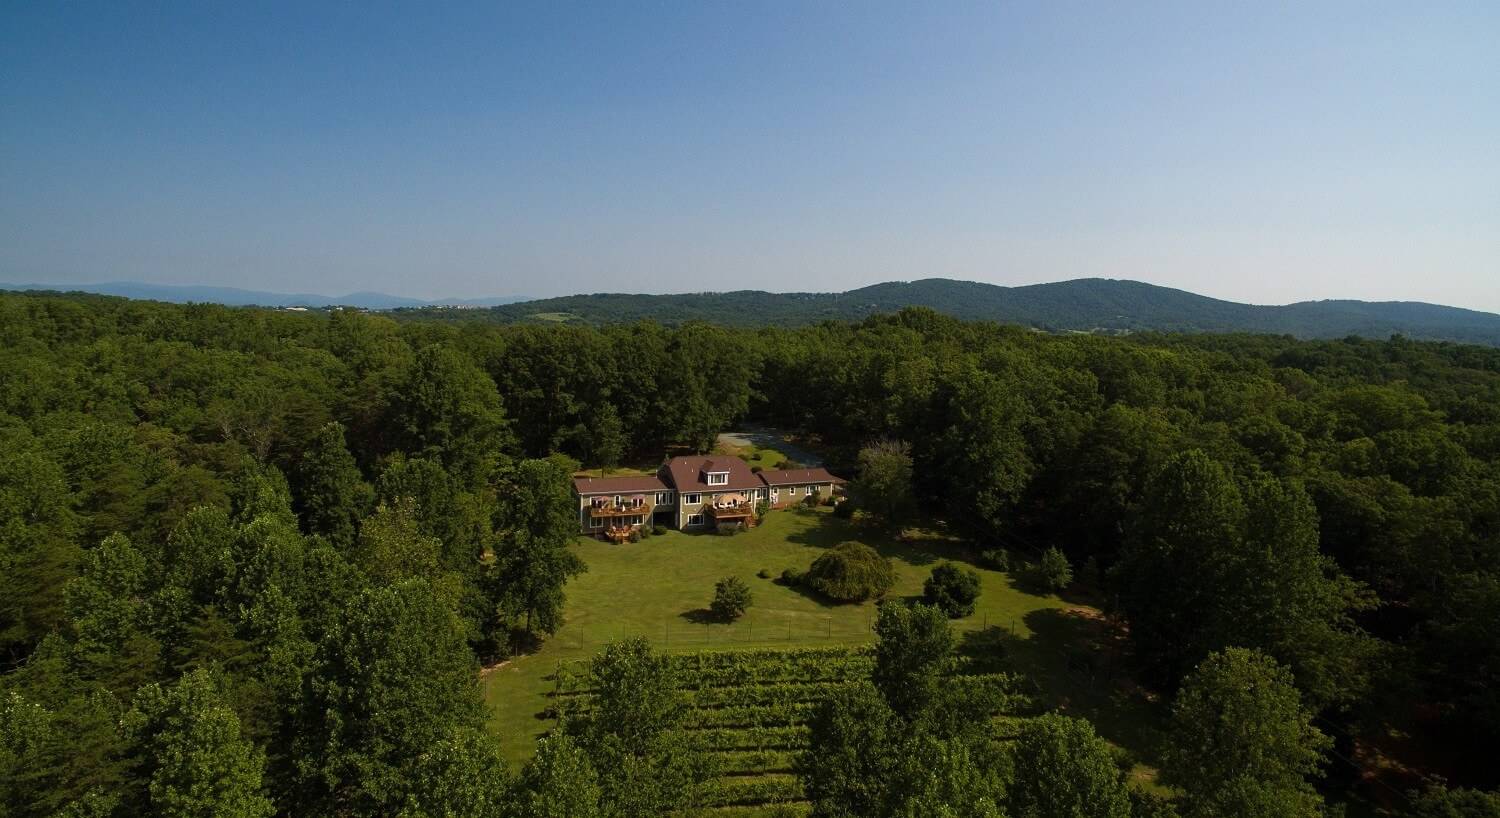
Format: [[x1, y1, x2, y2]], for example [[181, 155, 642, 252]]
[[482, 507, 1164, 790], [528, 311, 581, 322], [713, 439, 786, 471], [570, 464, 657, 478]]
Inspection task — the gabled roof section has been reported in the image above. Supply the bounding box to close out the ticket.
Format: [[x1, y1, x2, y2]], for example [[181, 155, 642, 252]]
[[661, 455, 764, 493], [757, 467, 845, 487], [572, 474, 669, 496]]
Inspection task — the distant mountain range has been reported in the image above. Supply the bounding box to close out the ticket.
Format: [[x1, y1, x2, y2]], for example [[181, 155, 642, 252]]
[[0, 281, 529, 309], [6, 277, 1498, 347], [406, 278, 1500, 347]]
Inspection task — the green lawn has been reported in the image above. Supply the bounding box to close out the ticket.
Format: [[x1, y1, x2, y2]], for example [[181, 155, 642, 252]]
[[481, 507, 1149, 766], [715, 439, 787, 471], [571, 464, 657, 478]]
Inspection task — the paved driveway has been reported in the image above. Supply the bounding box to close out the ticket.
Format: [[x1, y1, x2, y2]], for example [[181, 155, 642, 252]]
[[717, 426, 823, 467]]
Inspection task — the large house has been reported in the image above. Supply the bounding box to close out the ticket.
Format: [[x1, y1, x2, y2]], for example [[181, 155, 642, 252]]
[[573, 455, 844, 539]]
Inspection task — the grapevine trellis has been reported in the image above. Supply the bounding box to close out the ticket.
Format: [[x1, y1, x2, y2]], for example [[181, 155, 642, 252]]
[[551, 646, 1035, 812]]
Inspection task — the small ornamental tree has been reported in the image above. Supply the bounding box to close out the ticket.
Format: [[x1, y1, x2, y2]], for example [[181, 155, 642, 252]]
[[710, 576, 752, 622], [923, 562, 982, 618], [1034, 547, 1073, 593], [806, 542, 896, 603]]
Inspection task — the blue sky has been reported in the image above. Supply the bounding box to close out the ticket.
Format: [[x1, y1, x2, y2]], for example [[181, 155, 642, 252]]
[[2, 2, 1496, 309]]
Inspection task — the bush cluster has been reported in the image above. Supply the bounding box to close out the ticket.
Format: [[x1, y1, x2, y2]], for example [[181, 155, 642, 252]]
[[922, 562, 982, 618], [805, 542, 895, 602], [980, 548, 1009, 572]]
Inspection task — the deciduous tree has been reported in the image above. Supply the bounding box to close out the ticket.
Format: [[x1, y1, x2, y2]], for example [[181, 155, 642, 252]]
[[295, 422, 372, 549], [1162, 648, 1329, 818], [873, 602, 954, 720], [1008, 713, 1130, 818], [123, 669, 274, 818], [851, 440, 914, 527]]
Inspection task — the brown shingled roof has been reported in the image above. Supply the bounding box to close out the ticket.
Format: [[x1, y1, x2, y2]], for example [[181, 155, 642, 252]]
[[661, 456, 764, 493], [572, 474, 669, 496], [757, 467, 845, 487]]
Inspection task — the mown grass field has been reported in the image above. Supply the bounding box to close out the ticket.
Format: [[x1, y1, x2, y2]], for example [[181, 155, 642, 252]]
[[482, 506, 1165, 788]]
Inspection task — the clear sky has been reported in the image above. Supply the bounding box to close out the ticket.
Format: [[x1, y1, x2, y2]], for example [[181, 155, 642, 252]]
[[2, 2, 1497, 309]]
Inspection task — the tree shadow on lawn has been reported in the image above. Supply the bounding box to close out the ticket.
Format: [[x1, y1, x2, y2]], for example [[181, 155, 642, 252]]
[[961, 607, 1166, 768], [998, 559, 1104, 609], [776, 575, 875, 610], [679, 607, 720, 625], [783, 512, 953, 568]]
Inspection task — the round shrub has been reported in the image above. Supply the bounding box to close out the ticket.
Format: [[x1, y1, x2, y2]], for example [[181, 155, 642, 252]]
[[652, 525, 668, 536], [980, 548, 1010, 572], [757, 568, 771, 579], [923, 562, 982, 618], [801, 492, 820, 508], [806, 542, 896, 602], [627, 528, 641, 543], [710, 576, 753, 622], [779, 567, 804, 586]]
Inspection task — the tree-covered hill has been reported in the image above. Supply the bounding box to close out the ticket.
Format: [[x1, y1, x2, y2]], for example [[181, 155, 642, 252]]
[[3, 291, 1499, 816], [402, 277, 1500, 346]]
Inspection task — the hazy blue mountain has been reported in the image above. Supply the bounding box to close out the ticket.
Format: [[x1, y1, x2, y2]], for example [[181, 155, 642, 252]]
[[7, 277, 1496, 346], [0, 281, 529, 309], [409, 277, 1500, 346]]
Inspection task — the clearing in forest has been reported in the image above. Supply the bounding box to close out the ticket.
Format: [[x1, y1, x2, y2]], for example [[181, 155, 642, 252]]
[[483, 507, 1163, 779]]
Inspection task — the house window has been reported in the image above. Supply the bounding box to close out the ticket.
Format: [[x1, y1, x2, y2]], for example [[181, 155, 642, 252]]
[[707, 472, 728, 486], [683, 493, 701, 505], [589, 515, 603, 529], [656, 491, 671, 504], [614, 495, 623, 506], [688, 513, 704, 526]]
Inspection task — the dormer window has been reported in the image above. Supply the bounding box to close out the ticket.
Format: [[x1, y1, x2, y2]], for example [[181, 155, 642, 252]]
[[707, 471, 728, 486]]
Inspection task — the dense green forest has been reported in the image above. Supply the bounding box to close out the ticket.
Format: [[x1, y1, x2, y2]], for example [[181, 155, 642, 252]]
[[396, 278, 1500, 347], [3, 290, 1499, 817]]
